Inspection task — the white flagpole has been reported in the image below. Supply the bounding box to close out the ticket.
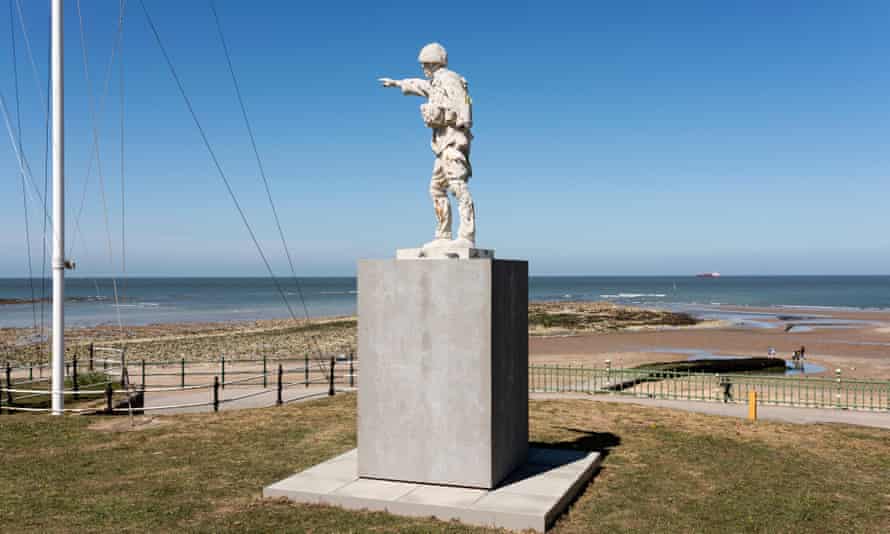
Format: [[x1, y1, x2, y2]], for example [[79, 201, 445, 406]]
[[51, 0, 65, 415]]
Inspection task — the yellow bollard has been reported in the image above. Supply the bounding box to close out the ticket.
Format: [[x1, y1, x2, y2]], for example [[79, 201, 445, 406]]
[[748, 390, 758, 421]]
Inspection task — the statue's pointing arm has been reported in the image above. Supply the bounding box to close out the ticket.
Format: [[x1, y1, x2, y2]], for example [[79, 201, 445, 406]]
[[378, 77, 432, 97]]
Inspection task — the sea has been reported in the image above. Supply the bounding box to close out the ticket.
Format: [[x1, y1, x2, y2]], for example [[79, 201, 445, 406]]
[[0, 276, 888, 329]]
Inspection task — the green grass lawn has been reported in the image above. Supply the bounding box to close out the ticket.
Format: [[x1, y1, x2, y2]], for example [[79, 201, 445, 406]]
[[3, 372, 118, 411], [1, 395, 888, 533]]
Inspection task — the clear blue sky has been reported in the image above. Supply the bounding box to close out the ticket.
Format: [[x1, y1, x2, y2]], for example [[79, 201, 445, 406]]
[[1, 0, 889, 277]]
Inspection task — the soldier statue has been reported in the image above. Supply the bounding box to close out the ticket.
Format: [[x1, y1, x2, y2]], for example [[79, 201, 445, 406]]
[[379, 43, 477, 250]]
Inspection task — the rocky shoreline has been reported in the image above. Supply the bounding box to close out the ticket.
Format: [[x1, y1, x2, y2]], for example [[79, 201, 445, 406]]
[[1, 317, 359, 364], [528, 301, 699, 335], [1, 302, 703, 364]]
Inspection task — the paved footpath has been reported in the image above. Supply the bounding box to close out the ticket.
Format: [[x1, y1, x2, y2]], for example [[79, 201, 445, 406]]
[[531, 393, 890, 430], [124, 387, 889, 429]]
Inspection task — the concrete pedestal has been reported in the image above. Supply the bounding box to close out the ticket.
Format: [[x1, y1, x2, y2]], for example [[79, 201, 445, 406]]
[[357, 258, 528, 489]]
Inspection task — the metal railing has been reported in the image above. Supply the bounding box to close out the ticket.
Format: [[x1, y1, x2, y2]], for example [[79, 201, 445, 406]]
[[529, 365, 890, 412], [6, 352, 889, 414], [0, 350, 358, 415]]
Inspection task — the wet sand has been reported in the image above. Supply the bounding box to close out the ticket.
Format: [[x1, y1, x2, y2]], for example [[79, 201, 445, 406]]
[[531, 306, 890, 380]]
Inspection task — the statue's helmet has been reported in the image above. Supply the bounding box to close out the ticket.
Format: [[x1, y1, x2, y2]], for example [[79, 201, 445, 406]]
[[418, 43, 447, 66]]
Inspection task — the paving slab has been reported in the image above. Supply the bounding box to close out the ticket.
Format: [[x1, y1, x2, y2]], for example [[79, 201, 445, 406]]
[[263, 446, 602, 532]]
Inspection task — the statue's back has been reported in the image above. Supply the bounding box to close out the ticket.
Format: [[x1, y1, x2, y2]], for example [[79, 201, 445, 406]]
[[435, 69, 473, 129]]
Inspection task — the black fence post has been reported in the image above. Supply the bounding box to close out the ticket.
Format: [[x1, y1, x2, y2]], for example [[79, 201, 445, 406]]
[[213, 376, 220, 413], [263, 355, 268, 389], [105, 382, 113, 414], [141, 360, 146, 388], [89, 343, 95, 371], [5, 362, 12, 405], [328, 357, 335, 397], [277, 364, 283, 406], [349, 352, 354, 388], [221, 356, 226, 390], [120, 349, 127, 388], [304, 354, 309, 388], [29, 365, 33, 382], [73, 356, 80, 401], [180, 358, 185, 389]]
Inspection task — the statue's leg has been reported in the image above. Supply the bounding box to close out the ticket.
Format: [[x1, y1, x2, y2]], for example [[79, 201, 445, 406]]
[[429, 159, 452, 240], [442, 147, 475, 245], [448, 179, 475, 245]]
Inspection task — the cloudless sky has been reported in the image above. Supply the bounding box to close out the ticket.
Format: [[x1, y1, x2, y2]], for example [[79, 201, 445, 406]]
[[1, 0, 889, 277]]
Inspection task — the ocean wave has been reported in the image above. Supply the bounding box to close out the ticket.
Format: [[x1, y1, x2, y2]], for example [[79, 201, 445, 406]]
[[317, 291, 358, 295], [709, 302, 890, 312], [773, 304, 877, 312], [113, 302, 160, 308], [600, 293, 666, 299]]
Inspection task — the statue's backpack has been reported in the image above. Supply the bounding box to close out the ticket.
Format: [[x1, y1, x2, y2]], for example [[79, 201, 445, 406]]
[[432, 69, 473, 129]]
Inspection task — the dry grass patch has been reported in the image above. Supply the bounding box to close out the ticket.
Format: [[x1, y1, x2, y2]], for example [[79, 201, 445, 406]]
[[88, 416, 170, 433], [1, 395, 888, 533]]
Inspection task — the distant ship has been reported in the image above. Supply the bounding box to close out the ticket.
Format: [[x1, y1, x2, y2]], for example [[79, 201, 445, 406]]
[[696, 272, 721, 278]]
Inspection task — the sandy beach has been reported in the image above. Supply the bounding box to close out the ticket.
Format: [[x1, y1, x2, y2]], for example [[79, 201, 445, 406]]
[[531, 305, 890, 380], [0, 317, 359, 364], [3, 303, 889, 380]]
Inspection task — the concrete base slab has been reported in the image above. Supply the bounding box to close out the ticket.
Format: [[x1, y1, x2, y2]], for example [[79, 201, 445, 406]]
[[263, 447, 602, 532]]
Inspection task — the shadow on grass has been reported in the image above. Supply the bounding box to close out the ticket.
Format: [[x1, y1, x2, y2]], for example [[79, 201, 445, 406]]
[[531, 427, 621, 461], [500, 428, 621, 527]]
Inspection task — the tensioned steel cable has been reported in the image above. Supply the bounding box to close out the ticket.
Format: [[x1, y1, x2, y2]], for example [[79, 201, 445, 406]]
[[75, 0, 126, 335], [15, 0, 52, 326], [0, 96, 49, 223], [139, 0, 300, 323], [9, 0, 38, 333], [12, 1, 51, 343], [40, 7, 51, 350], [11, 1, 54, 351], [67, 0, 128, 261], [119, 0, 127, 307], [139, 0, 325, 372], [55, 7, 123, 271], [208, 2, 342, 375], [13, 0, 47, 117], [75, 0, 115, 269], [209, 0, 312, 323], [0, 91, 49, 226]]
